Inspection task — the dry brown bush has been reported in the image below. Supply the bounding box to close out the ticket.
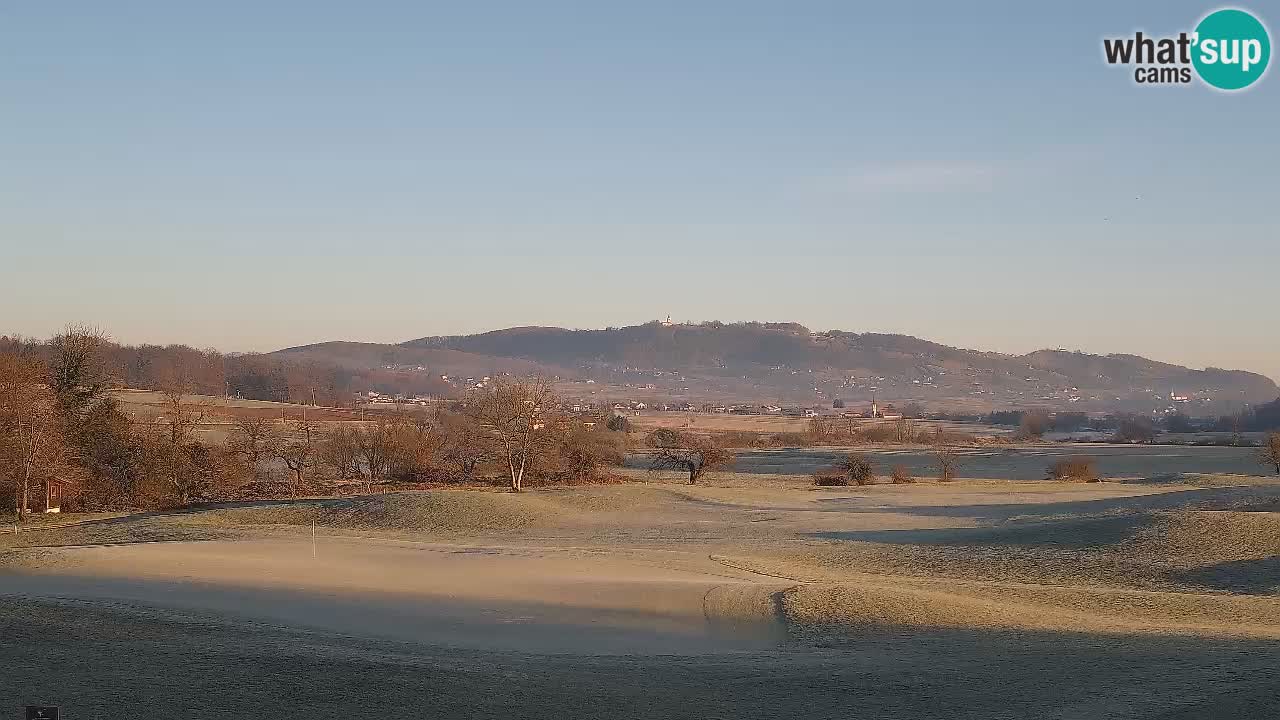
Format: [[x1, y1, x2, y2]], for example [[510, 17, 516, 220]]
[[1048, 456, 1099, 482], [889, 464, 914, 484], [813, 468, 850, 487], [842, 453, 877, 485]]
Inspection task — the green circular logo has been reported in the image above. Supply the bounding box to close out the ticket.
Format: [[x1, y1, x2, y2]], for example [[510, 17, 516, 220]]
[[1192, 8, 1271, 90]]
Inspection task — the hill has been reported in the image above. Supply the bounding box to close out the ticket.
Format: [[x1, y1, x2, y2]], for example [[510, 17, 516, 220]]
[[272, 321, 1278, 413]]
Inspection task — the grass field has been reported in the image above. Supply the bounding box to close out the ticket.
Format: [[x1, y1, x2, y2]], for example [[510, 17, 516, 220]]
[[112, 388, 370, 422], [627, 410, 1012, 437], [109, 388, 381, 444], [4, 470, 1280, 718]]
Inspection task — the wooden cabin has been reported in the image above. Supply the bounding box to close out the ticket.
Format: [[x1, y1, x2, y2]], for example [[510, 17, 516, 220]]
[[45, 478, 72, 512]]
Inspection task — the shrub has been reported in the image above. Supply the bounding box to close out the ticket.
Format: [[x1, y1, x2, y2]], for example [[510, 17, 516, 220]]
[[1048, 456, 1099, 482], [889, 464, 914, 484], [842, 453, 876, 485], [1113, 416, 1157, 444], [718, 431, 767, 448], [558, 426, 626, 482], [1018, 410, 1051, 440], [772, 432, 815, 448], [813, 469, 850, 487]]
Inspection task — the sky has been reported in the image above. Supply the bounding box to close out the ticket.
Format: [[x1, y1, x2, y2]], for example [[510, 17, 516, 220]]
[[2, 1, 1277, 379]]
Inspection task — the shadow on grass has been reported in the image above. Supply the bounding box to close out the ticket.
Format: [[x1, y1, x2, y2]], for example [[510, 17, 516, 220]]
[[1171, 556, 1280, 594], [806, 513, 1157, 550], [812, 485, 1275, 522], [2, 595, 1278, 719]]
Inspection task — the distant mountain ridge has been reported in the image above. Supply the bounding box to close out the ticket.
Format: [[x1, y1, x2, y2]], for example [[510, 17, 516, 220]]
[[274, 321, 1277, 413]]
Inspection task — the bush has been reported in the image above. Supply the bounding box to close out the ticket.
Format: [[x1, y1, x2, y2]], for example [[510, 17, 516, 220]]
[[772, 432, 815, 447], [1018, 410, 1051, 440], [558, 426, 626, 482], [889, 464, 914, 484], [842, 453, 876, 485], [1114, 416, 1157, 444], [1048, 456, 1099, 482], [813, 469, 850, 487]]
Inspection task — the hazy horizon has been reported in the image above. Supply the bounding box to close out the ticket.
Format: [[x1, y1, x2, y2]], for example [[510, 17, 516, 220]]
[[3, 316, 1276, 384], [4, 1, 1277, 379]]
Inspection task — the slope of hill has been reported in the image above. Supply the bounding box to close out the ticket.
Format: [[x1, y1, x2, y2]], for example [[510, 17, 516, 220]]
[[272, 322, 1277, 413]]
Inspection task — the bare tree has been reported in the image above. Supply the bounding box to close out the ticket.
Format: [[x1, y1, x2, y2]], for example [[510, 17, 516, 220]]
[[648, 431, 733, 485], [389, 409, 440, 479], [158, 368, 206, 449], [136, 370, 210, 506], [934, 443, 960, 482], [436, 411, 493, 480], [808, 417, 825, 442], [1114, 415, 1157, 444], [272, 419, 318, 494], [228, 416, 275, 479], [893, 418, 917, 444], [557, 423, 624, 482], [319, 425, 363, 480], [0, 353, 75, 520], [135, 419, 192, 506], [1260, 432, 1280, 476], [357, 417, 397, 482], [466, 377, 557, 492]]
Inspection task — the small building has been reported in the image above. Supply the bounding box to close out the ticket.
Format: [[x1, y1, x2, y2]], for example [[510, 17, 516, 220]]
[[17, 477, 76, 514], [44, 478, 74, 513]]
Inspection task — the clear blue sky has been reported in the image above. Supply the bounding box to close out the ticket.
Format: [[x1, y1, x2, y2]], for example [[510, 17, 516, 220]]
[[2, 1, 1276, 379]]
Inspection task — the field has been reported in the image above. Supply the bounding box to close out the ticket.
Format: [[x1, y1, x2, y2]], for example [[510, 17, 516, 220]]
[[112, 388, 370, 422], [110, 389, 379, 444], [628, 410, 1013, 437], [724, 443, 1268, 479], [3, 464, 1280, 718]]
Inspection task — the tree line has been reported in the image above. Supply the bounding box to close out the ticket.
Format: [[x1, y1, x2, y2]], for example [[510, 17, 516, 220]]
[[0, 331, 453, 408], [0, 327, 629, 518]]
